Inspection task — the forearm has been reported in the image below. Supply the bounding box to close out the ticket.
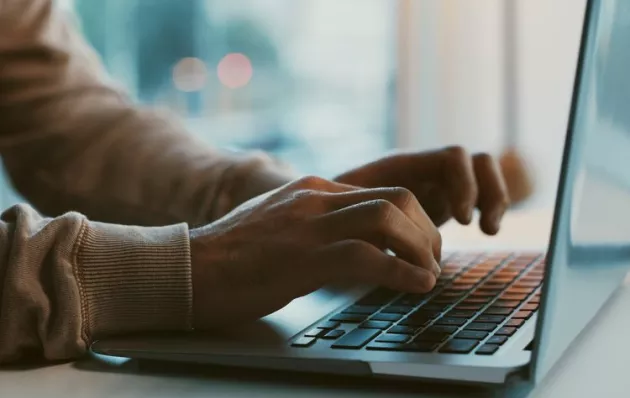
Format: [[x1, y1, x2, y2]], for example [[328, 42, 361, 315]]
[[0, 204, 191, 364], [0, 0, 294, 227]]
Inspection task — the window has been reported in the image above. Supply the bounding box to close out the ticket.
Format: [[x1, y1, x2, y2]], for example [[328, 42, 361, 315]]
[[72, 0, 398, 177], [0, 0, 584, 212], [398, 0, 586, 209]]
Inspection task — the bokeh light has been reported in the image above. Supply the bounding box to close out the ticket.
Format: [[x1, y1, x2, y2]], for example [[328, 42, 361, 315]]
[[217, 53, 253, 89], [172, 57, 208, 92]]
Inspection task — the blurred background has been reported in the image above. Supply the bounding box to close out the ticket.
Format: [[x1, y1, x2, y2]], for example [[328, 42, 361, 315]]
[[0, 0, 587, 213]]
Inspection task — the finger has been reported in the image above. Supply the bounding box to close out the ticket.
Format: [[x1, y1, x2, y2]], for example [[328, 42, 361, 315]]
[[435, 147, 479, 225], [285, 175, 359, 194], [416, 184, 453, 227], [336, 148, 478, 225], [390, 148, 478, 225], [318, 199, 442, 277], [472, 154, 510, 235], [323, 187, 441, 257], [316, 240, 436, 293]]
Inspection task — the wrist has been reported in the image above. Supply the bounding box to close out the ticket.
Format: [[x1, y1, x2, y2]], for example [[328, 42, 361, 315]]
[[215, 152, 296, 218]]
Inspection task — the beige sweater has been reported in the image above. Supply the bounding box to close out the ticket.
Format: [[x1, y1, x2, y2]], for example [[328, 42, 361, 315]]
[[0, 0, 290, 364]]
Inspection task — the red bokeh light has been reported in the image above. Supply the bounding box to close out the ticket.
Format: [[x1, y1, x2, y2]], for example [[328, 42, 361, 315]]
[[217, 53, 253, 89]]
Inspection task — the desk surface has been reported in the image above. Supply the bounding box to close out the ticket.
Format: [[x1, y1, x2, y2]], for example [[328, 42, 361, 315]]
[[2, 209, 630, 398]]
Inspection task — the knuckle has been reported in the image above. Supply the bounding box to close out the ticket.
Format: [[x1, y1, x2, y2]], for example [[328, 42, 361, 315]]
[[477, 153, 494, 165], [247, 150, 274, 165], [291, 189, 326, 208], [420, 233, 433, 249], [444, 145, 468, 162], [367, 199, 395, 224], [389, 186, 415, 207], [340, 240, 372, 259], [292, 175, 327, 189]]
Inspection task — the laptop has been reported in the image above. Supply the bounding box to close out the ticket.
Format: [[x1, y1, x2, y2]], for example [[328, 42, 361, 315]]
[[92, 0, 630, 393]]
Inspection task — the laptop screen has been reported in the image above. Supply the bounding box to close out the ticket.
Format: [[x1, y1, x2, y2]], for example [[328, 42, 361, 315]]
[[533, 0, 630, 382]]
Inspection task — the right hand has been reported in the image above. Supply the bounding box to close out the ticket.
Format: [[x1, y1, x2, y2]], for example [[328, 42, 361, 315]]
[[189, 176, 442, 330]]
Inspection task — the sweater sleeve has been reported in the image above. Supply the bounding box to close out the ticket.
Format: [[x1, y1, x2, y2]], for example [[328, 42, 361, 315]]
[[0, 204, 192, 364], [0, 0, 294, 228]]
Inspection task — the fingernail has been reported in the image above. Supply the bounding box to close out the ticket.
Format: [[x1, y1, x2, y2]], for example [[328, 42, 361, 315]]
[[413, 268, 436, 293], [432, 259, 442, 278], [460, 204, 473, 224], [493, 211, 503, 231]]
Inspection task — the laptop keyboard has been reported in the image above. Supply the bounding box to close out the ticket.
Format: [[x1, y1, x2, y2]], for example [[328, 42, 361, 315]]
[[291, 252, 544, 355]]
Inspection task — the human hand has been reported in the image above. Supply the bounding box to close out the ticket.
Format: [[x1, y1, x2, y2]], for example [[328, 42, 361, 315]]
[[189, 176, 442, 329], [335, 146, 510, 235]]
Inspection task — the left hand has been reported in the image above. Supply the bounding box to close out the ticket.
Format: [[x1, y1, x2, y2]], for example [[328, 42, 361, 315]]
[[334, 146, 509, 235]]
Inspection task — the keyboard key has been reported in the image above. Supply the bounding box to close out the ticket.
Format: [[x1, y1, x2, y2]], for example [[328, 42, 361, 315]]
[[507, 287, 535, 294], [435, 317, 467, 327], [330, 313, 368, 323], [483, 283, 508, 290], [488, 277, 514, 284], [454, 277, 482, 284], [439, 291, 466, 298], [506, 318, 525, 327], [487, 336, 508, 345], [399, 317, 432, 327], [476, 287, 504, 293], [447, 310, 477, 318], [332, 328, 380, 349], [484, 307, 513, 316], [371, 313, 404, 322], [376, 333, 411, 344], [513, 310, 533, 319], [495, 271, 520, 278], [521, 304, 538, 311], [456, 304, 484, 311], [343, 305, 380, 315], [465, 323, 498, 332], [321, 329, 345, 340], [359, 321, 393, 330], [470, 291, 497, 298], [447, 285, 476, 291], [455, 331, 489, 340], [382, 305, 415, 314], [495, 327, 517, 336], [402, 341, 438, 352], [500, 294, 528, 301], [414, 332, 452, 343], [292, 337, 316, 347], [432, 297, 459, 304], [423, 325, 460, 334], [317, 321, 340, 330], [475, 315, 506, 323], [423, 303, 450, 311], [493, 300, 520, 308], [439, 339, 479, 354], [393, 294, 427, 306], [463, 297, 491, 304], [476, 344, 500, 355], [411, 309, 441, 319], [388, 325, 419, 335], [366, 342, 406, 351], [304, 328, 327, 338], [356, 289, 399, 306], [415, 325, 458, 342], [514, 281, 541, 288]]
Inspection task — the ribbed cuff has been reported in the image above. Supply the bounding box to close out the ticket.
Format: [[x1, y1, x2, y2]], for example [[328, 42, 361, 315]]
[[75, 221, 192, 339]]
